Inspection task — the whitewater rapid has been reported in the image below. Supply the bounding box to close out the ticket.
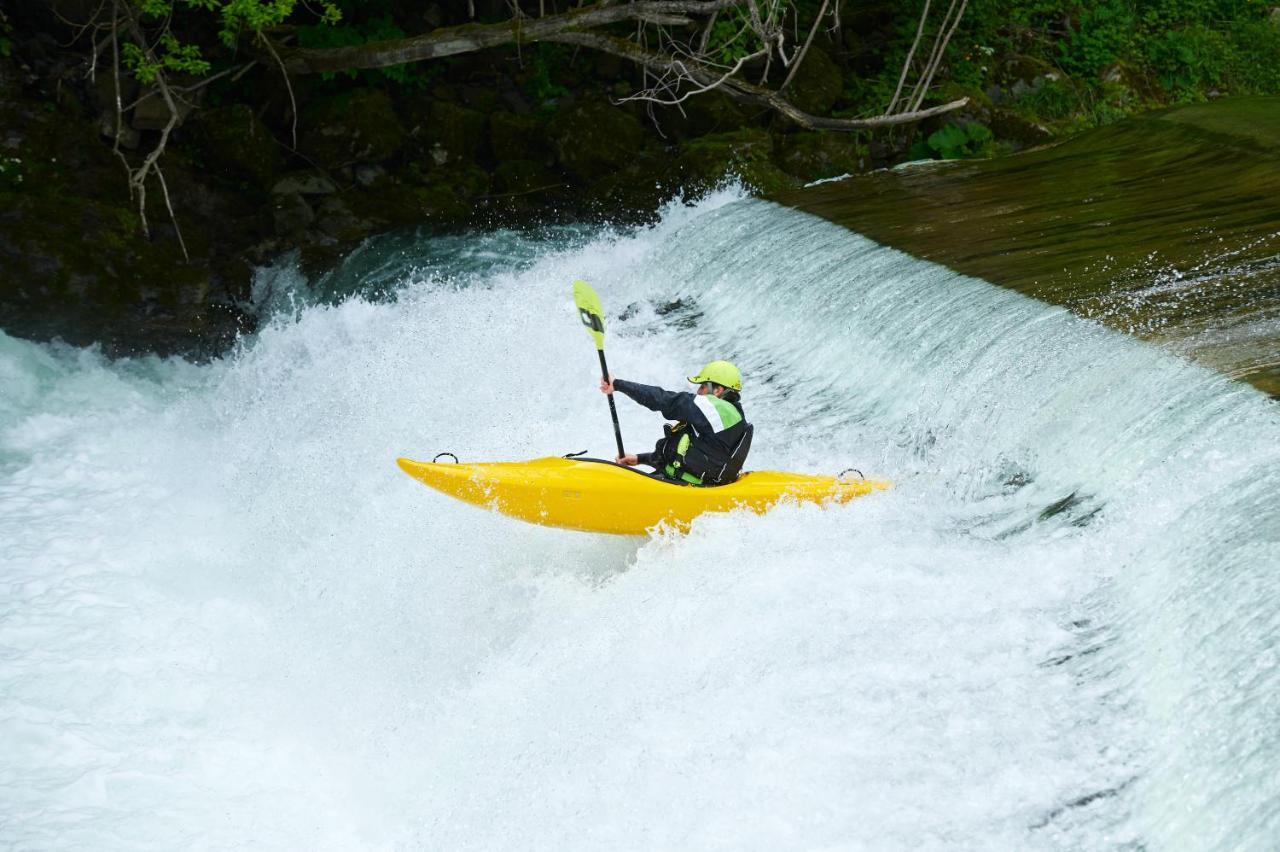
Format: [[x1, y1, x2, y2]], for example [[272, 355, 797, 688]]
[[2, 190, 1278, 850]]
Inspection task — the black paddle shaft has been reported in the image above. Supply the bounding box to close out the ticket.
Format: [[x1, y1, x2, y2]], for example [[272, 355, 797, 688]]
[[597, 349, 626, 458]]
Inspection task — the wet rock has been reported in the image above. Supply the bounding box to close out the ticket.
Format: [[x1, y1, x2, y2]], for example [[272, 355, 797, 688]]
[[0, 190, 242, 355], [548, 99, 647, 184], [100, 117, 140, 150], [989, 108, 1054, 148], [93, 71, 141, 148], [132, 86, 196, 131], [1099, 62, 1161, 103], [410, 100, 487, 168], [677, 129, 798, 195], [314, 195, 376, 242], [493, 159, 562, 196], [271, 192, 314, 237], [585, 156, 674, 212], [490, 112, 550, 164], [1002, 54, 1058, 84], [651, 91, 751, 141], [300, 89, 405, 170], [786, 45, 843, 117], [191, 104, 284, 186], [987, 54, 1060, 103], [354, 163, 389, 187], [341, 165, 488, 228], [776, 132, 867, 182], [271, 172, 337, 196]]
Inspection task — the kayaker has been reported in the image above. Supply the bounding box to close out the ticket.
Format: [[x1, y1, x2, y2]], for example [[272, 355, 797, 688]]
[[598, 360, 753, 486]]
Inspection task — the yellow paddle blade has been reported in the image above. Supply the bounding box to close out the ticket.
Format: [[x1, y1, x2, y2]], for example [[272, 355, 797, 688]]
[[573, 279, 606, 350]]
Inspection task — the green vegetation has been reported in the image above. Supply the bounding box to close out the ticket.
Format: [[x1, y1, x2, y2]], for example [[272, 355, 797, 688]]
[[297, 9, 440, 87], [909, 122, 996, 159], [836, 0, 1280, 160], [6, 0, 1280, 355], [527, 45, 572, 111], [122, 0, 340, 83], [944, 0, 1280, 95]]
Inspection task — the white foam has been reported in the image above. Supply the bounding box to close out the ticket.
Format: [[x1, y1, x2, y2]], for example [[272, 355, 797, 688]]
[[2, 194, 1278, 849]]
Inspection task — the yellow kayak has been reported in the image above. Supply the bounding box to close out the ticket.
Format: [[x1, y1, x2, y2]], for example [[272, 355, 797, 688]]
[[396, 456, 890, 536]]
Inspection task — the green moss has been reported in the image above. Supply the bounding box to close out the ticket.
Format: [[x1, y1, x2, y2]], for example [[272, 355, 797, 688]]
[[299, 88, 406, 169], [191, 104, 284, 186], [787, 45, 844, 116], [548, 100, 646, 184], [776, 132, 869, 182], [678, 129, 799, 195]]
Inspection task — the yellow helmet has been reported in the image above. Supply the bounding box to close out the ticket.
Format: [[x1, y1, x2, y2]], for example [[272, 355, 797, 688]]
[[688, 360, 743, 392]]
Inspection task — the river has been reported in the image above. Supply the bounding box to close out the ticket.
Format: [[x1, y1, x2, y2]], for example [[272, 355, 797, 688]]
[[2, 114, 1278, 849]]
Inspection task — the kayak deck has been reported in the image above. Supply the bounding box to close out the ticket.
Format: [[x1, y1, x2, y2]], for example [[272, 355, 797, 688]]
[[397, 455, 890, 535]]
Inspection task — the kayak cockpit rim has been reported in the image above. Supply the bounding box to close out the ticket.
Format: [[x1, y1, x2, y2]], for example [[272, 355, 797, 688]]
[[568, 456, 750, 487]]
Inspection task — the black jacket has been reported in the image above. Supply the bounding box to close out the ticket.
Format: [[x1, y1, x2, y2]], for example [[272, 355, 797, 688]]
[[613, 379, 751, 484]]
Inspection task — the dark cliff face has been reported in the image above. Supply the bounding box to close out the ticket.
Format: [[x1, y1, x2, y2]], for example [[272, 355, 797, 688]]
[[0, 29, 261, 357], [0, 27, 784, 358]]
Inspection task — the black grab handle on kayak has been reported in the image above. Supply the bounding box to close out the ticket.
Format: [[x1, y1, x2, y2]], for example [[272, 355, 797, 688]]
[[839, 468, 864, 479], [563, 450, 588, 458], [433, 452, 460, 464]]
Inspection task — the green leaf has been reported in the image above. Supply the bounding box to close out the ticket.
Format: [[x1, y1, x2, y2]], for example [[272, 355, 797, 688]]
[[964, 122, 994, 144], [927, 125, 968, 153]]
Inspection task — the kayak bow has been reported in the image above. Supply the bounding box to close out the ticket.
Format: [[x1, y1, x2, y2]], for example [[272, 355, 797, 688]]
[[397, 455, 890, 535]]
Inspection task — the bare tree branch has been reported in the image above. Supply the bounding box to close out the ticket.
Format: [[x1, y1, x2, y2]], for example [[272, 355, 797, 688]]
[[120, 60, 254, 112], [905, 0, 963, 113], [617, 48, 767, 106], [547, 30, 967, 129], [279, 0, 746, 73], [779, 0, 829, 93], [108, 1, 133, 191], [908, 0, 967, 113], [259, 35, 299, 148], [117, 1, 190, 259], [886, 0, 930, 114], [280, 0, 966, 130]]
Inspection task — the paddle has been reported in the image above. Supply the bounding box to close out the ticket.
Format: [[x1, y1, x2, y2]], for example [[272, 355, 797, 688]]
[[573, 279, 626, 459]]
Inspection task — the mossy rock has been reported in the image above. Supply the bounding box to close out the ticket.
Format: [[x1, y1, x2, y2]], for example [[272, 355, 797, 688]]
[[493, 159, 562, 195], [0, 191, 234, 353], [584, 153, 677, 212], [417, 101, 489, 169], [547, 100, 647, 184], [998, 54, 1060, 87], [1099, 62, 1163, 104], [490, 112, 550, 165], [344, 165, 488, 227], [190, 104, 284, 186], [677, 129, 799, 195], [776, 132, 868, 182], [787, 45, 843, 117], [300, 89, 406, 170], [314, 195, 377, 243], [989, 108, 1055, 148], [648, 91, 751, 141]]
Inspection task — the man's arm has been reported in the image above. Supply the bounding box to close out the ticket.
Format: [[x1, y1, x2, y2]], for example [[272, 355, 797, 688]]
[[612, 379, 699, 421]]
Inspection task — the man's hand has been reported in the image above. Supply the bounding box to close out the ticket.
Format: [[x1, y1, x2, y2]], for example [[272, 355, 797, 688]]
[[599, 375, 616, 394], [615, 454, 639, 466]]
